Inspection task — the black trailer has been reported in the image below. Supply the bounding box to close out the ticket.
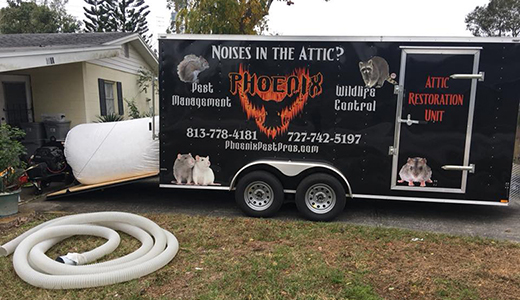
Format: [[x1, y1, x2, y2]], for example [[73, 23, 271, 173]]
[[158, 35, 520, 221]]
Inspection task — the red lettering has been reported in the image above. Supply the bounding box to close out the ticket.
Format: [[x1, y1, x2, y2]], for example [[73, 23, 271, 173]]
[[441, 77, 449, 88], [425, 109, 445, 122], [424, 76, 450, 89], [425, 76, 432, 88], [408, 92, 415, 105]]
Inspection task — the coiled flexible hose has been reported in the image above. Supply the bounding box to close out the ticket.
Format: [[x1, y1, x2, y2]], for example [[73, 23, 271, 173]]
[[0, 212, 179, 289]]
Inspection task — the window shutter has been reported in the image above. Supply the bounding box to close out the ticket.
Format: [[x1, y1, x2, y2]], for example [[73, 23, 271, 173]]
[[98, 78, 107, 116], [117, 82, 124, 115]]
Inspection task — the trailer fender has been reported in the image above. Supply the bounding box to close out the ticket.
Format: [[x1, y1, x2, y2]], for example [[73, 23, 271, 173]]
[[230, 160, 353, 197]]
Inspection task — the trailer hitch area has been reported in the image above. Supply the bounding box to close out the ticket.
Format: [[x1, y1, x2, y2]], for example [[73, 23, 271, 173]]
[[398, 114, 423, 126]]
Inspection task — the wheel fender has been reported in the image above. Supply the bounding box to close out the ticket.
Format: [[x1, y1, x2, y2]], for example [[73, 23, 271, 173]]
[[230, 160, 352, 196]]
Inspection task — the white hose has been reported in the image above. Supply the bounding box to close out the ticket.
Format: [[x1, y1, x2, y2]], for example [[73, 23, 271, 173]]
[[0, 212, 179, 289]]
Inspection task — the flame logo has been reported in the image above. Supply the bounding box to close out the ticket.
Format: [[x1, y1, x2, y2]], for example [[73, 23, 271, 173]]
[[229, 64, 323, 139]]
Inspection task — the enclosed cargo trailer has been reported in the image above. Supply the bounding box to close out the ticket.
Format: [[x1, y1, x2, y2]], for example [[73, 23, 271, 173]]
[[158, 35, 520, 221]]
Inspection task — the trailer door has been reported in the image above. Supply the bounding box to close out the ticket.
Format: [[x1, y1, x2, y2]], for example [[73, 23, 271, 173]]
[[391, 47, 482, 194]]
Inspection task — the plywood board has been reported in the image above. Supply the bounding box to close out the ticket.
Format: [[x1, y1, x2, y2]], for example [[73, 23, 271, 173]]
[[47, 172, 158, 198]]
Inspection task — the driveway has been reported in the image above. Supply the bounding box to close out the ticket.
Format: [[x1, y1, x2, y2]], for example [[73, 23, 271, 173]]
[[18, 175, 520, 243]]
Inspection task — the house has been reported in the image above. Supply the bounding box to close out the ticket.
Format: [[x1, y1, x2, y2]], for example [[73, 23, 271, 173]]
[[0, 32, 158, 130]]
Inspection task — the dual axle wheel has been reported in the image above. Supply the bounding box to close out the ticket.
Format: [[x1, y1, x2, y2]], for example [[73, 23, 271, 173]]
[[235, 171, 346, 221]]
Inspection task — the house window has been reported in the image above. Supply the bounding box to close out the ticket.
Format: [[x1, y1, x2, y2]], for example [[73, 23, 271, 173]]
[[98, 79, 124, 116], [104, 81, 115, 114]]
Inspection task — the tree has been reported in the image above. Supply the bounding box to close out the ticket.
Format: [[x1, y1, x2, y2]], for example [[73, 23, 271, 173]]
[[83, 0, 113, 32], [465, 0, 520, 37], [108, 0, 152, 43], [83, 0, 152, 44], [45, 0, 82, 32], [0, 0, 80, 34], [167, 0, 298, 34]]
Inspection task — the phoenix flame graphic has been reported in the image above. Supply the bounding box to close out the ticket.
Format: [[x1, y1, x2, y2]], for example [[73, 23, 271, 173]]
[[229, 64, 323, 139]]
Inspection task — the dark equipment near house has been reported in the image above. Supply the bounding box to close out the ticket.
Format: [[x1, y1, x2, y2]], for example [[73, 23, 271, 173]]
[[26, 141, 74, 194], [19, 122, 46, 159]]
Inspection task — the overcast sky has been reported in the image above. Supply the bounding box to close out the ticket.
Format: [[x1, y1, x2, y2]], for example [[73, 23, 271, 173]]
[[0, 0, 491, 38], [268, 0, 490, 36]]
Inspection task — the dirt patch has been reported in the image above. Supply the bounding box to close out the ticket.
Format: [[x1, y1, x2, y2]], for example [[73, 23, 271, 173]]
[[0, 211, 49, 232]]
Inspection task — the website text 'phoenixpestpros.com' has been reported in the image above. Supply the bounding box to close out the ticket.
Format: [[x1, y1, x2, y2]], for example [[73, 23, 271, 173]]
[[224, 140, 319, 154]]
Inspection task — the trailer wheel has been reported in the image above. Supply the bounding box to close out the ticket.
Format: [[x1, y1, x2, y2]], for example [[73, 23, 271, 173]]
[[235, 171, 284, 218], [295, 174, 346, 221]]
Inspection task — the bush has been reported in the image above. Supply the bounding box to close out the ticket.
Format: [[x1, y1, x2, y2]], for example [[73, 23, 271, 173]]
[[0, 124, 26, 193], [95, 114, 125, 123], [125, 99, 152, 119]]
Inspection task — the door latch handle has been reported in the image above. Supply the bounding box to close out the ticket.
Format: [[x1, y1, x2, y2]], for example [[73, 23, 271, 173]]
[[450, 72, 485, 81], [398, 114, 420, 126], [442, 164, 475, 173]]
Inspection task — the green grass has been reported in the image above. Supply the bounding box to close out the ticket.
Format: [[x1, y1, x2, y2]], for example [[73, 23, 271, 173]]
[[434, 278, 480, 300], [0, 213, 519, 300]]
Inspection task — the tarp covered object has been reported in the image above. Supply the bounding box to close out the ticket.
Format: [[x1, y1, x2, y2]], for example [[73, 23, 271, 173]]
[[64, 117, 159, 185]]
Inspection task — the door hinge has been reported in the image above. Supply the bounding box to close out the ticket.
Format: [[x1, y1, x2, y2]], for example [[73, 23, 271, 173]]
[[388, 146, 396, 156], [394, 85, 402, 95]]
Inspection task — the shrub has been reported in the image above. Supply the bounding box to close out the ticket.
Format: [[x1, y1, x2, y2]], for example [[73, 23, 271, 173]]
[[0, 124, 26, 193]]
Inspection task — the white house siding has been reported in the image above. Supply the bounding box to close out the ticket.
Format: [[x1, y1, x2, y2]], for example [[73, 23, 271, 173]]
[[3, 42, 156, 127], [88, 44, 150, 75], [6, 62, 87, 127], [83, 62, 153, 123]]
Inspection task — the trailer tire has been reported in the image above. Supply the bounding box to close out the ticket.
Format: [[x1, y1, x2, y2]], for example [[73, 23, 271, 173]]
[[295, 173, 346, 221], [235, 171, 284, 218]]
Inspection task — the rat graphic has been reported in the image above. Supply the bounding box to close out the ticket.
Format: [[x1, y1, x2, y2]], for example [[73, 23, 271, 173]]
[[398, 157, 433, 187], [177, 54, 209, 83], [192, 155, 215, 186], [359, 56, 398, 88], [173, 153, 195, 184]]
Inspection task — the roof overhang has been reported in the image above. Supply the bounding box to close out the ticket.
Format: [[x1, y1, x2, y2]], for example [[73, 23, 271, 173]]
[[104, 33, 158, 72], [0, 33, 158, 73], [0, 45, 122, 72]]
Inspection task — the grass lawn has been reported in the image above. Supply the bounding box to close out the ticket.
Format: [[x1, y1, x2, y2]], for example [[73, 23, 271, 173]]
[[0, 212, 519, 300]]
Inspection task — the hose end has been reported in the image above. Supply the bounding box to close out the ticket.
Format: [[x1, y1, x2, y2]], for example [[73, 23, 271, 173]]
[[55, 255, 78, 266]]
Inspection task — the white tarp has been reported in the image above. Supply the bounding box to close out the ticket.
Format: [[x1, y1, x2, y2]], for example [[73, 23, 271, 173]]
[[64, 117, 159, 185]]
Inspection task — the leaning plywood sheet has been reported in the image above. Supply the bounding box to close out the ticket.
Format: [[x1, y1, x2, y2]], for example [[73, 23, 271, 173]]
[[46, 172, 158, 199]]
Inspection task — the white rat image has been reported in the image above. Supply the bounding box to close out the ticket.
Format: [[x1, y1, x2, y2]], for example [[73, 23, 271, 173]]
[[192, 155, 215, 185]]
